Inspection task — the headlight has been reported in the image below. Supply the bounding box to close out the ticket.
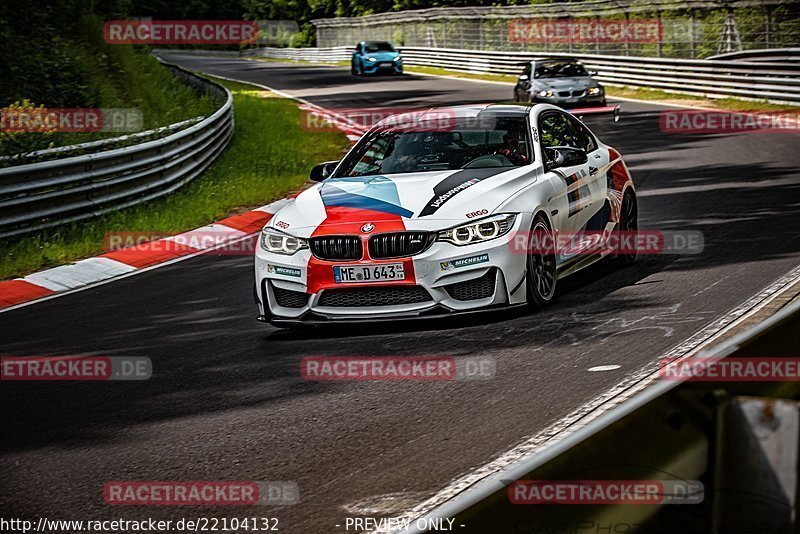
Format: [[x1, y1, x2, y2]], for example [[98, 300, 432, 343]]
[[587, 87, 602, 95], [437, 214, 516, 246], [367, 57, 377, 62], [538, 90, 554, 98], [260, 227, 308, 255], [393, 56, 402, 62]]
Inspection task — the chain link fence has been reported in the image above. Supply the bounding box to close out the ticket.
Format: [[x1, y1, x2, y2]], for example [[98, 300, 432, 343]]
[[313, 0, 800, 59]]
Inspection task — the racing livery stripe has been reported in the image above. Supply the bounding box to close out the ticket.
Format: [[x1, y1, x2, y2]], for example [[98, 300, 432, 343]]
[[607, 146, 632, 223], [320, 183, 413, 218], [308, 178, 416, 292], [418, 167, 510, 217]]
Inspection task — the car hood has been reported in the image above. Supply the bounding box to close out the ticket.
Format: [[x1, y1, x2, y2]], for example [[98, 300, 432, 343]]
[[363, 51, 398, 61], [534, 76, 595, 90], [268, 166, 535, 236]]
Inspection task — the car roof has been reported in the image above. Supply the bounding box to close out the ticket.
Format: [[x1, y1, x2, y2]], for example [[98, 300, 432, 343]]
[[517, 57, 580, 66], [534, 57, 580, 64], [408, 104, 532, 123], [371, 103, 582, 131]]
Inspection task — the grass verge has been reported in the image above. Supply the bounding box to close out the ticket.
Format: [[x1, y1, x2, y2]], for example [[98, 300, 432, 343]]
[[0, 76, 349, 280]]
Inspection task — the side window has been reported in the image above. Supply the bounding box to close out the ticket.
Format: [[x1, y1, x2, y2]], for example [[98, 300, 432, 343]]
[[567, 116, 598, 153], [538, 112, 581, 150]]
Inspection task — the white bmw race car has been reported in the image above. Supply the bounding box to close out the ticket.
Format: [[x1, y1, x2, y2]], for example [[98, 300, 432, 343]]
[[255, 103, 637, 327]]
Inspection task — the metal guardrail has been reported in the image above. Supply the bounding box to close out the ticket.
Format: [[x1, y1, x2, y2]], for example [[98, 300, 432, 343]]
[[247, 46, 800, 104], [709, 47, 800, 62], [400, 291, 800, 533], [241, 46, 352, 62], [0, 60, 234, 239]]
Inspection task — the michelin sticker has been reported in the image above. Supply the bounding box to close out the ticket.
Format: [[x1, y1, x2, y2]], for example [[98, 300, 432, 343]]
[[440, 253, 489, 271], [267, 264, 302, 277]]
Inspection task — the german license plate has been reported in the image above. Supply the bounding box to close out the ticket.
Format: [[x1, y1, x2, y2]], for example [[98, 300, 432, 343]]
[[379, 62, 393, 67], [333, 264, 405, 283]]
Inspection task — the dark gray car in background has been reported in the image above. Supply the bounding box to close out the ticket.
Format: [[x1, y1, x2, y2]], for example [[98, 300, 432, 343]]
[[514, 58, 606, 107]]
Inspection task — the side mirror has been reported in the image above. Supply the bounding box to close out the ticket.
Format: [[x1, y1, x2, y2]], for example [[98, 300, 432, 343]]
[[518, 74, 529, 81], [590, 70, 599, 76], [545, 147, 588, 171], [310, 161, 338, 182]]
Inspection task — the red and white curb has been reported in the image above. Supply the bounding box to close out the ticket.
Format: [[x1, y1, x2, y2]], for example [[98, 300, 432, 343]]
[[0, 71, 367, 312], [0, 199, 294, 311]]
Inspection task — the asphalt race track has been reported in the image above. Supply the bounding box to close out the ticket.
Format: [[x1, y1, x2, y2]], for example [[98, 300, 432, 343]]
[[2, 55, 800, 532]]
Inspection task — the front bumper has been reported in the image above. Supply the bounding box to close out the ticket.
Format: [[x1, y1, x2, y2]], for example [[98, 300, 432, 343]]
[[533, 90, 605, 107], [362, 61, 403, 74], [254, 217, 530, 325]]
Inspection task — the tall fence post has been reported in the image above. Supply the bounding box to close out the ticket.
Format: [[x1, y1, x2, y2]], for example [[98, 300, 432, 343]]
[[595, 15, 601, 54], [765, 7, 772, 49], [625, 12, 631, 56]]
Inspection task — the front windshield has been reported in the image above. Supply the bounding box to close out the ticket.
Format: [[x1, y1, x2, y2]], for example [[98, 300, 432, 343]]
[[364, 42, 395, 52], [535, 61, 589, 79], [335, 115, 532, 177]]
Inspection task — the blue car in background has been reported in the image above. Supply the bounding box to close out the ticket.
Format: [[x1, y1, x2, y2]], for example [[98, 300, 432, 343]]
[[351, 41, 403, 76]]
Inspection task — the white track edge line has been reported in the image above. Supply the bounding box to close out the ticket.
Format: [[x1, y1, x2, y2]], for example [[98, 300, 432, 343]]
[[371, 262, 800, 533]]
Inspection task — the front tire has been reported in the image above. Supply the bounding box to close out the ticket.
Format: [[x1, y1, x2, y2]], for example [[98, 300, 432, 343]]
[[614, 190, 638, 266], [526, 215, 558, 309]]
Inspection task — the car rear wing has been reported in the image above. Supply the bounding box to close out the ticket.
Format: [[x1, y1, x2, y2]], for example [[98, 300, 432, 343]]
[[569, 104, 621, 122]]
